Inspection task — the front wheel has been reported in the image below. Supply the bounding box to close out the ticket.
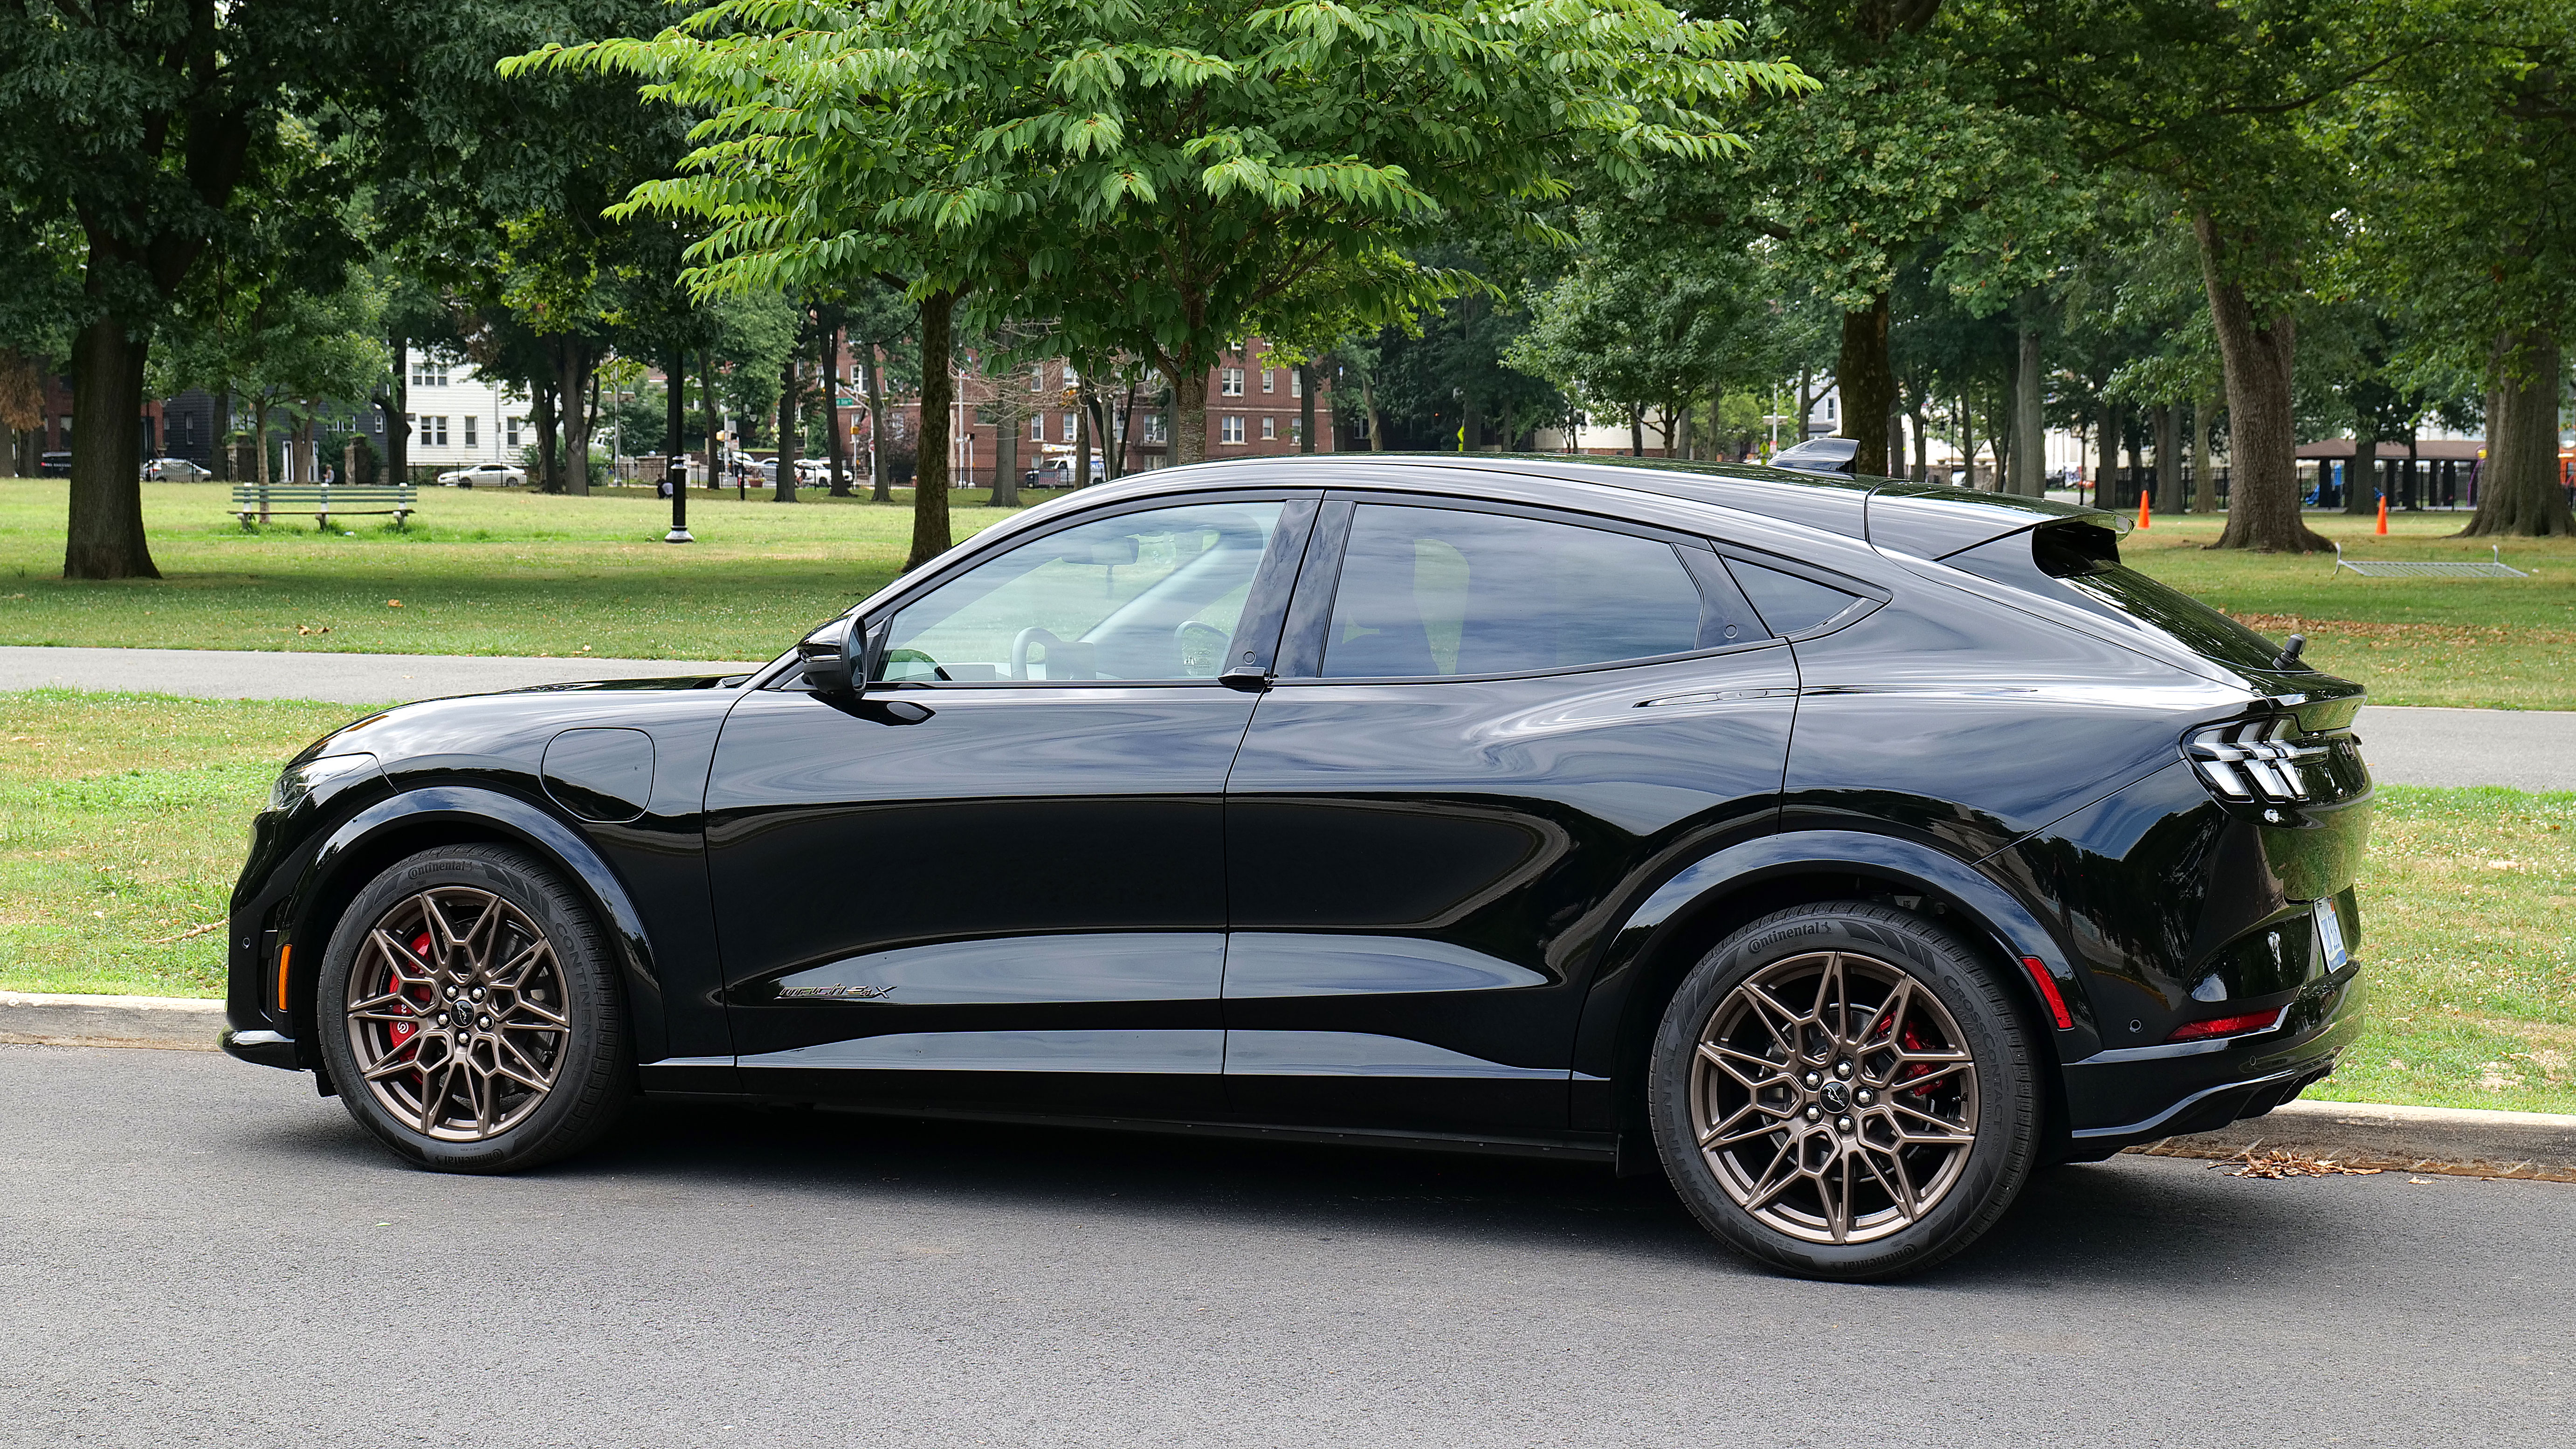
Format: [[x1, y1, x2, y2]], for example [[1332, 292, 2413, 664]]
[[315, 844, 631, 1173], [1648, 901, 2042, 1280]]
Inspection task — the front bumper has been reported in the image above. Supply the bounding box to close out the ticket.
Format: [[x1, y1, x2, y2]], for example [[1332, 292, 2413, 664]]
[[2059, 964, 2364, 1155], [219, 1025, 300, 1071]]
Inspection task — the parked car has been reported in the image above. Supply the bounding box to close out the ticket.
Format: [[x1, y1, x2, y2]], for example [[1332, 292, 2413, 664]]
[[435, 462, 525, 488], [141, 457, 214, 481], [37, 451, 70, 476], [218, 455, 2369, 1279], [1769, 436, 1860, 475], [754, 457, 833, 485]]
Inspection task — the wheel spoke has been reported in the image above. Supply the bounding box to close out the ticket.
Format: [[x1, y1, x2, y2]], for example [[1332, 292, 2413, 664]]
[[1699, 1099, 1795, 1149], [1698, 1039, 1788, 1089]]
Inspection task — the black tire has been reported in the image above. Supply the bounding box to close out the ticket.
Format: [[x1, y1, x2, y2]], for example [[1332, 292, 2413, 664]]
[[314, 844, 631, 1173], [1647, 901, 2041, 1280]]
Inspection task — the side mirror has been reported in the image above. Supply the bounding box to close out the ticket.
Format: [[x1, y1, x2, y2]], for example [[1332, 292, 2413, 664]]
[[797, 617, 866, 694]]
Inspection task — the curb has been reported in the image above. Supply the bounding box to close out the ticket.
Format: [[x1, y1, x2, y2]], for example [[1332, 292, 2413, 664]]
[[8, 994, 2576, 1180], [0, 991, 222, 1051], [2128, 1098, 2576, 1182]]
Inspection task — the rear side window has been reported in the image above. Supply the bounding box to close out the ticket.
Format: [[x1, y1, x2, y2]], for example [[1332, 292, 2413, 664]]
[[1727, 559, 1860, 636], [1321, 505, 1705, 678], [1947, 525, 2298, 672]]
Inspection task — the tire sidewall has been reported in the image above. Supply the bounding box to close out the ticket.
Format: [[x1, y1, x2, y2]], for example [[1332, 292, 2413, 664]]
[[314, 846, 624, 1173], [1649, 904, 2040, 1279]]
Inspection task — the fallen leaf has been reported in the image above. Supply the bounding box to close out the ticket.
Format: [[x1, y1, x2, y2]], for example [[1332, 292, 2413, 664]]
[[386, 599, 403, 607]]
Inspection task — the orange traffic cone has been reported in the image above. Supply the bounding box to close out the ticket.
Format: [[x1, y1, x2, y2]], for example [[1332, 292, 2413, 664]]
[[2376, 494, 2389, 535], [2136, 491, 2151, 530]]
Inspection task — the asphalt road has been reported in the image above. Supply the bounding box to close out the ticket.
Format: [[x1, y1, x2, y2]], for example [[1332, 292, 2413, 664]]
[[6, 1046, 2570, 1448], [4, 645, 2570, 791]]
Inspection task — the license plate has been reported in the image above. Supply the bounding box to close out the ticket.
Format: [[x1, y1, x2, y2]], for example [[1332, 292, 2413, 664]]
[[2313, 897, 2349, 973]]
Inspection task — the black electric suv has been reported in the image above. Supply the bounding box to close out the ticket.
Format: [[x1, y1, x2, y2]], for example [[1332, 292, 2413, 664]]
[[220, 456, 2369, 1279]]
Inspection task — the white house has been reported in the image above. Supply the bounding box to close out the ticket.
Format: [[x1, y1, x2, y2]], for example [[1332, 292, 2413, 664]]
[[400, 350, 528, 469]]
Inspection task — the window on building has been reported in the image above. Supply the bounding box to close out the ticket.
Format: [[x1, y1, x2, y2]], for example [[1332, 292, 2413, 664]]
[[428, 416, 450, 447], [1142, 413, 1166, 443], [1220, 367, 1244, 398], [1290, 418, 1303, 443], [1261, 417, 1276, 440], [411, 359, 449, 388], [1062, 413, 1078, 443], [1033, 364, 1047, 392], [506, 416, 521, 448], [1261, 369, 1275, 393], [1029, 415, 1044, 442], [1825, 396, 1836, 421], [1290, 369, 1303, 398], [1220, 415, 1246, 445], [463, 416, 477, 448]]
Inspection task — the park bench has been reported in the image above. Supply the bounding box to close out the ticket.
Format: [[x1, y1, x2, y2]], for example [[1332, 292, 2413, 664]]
[[2331, 541, 2524, 578], [232, 482, 416, 531]]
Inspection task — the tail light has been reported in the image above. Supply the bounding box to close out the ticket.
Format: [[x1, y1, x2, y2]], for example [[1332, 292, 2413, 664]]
[[2167, 1005, 2288, 1043], [2187, 718, 2331, 803]]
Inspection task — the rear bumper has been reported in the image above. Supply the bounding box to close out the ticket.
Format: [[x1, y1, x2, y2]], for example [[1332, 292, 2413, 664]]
[[2059, 965, 2364, 1154]]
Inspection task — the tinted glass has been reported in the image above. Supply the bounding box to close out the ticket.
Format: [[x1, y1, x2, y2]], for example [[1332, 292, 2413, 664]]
[[1946, 528, 2299, 673], [883, 502, 1282, 683], [1321, 505, 1704, 678], [1727, 560, 1859, 636]]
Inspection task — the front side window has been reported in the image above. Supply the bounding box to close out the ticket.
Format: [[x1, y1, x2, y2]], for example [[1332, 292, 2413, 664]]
[[882, 501, 1285, 684], [1321, 505, 1708, 679]]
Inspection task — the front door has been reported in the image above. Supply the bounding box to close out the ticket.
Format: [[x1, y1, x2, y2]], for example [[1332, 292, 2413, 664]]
[[707, 495, 1310, 1113], [1223, 497, 1796, 1135]]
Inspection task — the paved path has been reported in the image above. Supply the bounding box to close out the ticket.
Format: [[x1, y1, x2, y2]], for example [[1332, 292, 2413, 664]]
[[1, 645, 2568, 790], [5, 1045, 2570, 1449], [0, 644, 762, 704]]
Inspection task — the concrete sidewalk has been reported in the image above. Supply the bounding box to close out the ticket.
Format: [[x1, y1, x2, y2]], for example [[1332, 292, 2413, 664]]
[[0, 645, 763, 705], [1, 645, 2570, 791]]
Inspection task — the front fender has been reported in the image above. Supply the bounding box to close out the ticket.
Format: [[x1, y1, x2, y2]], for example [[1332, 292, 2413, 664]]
[[277, 784, 668, 1063], [1570, 828, 2101, 1096]]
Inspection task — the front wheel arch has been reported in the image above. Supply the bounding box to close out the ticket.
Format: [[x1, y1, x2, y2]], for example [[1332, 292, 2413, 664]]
[[282, 786, 661, 1065]]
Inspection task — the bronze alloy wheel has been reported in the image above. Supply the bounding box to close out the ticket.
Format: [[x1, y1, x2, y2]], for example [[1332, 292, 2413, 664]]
[[343, 885, 573, 1142], [1687, 948, 1980, 1246]]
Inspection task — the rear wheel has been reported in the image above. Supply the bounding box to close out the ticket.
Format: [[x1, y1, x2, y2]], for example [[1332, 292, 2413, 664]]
[[315, 844, 631, 1173], [1649, 901, 2041, 1280]]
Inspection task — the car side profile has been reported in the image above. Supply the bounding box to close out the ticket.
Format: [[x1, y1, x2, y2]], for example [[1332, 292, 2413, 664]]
[[436, 462, 527, 487], [142, 456, 214, 481], [220, 455, 2369, 1279]]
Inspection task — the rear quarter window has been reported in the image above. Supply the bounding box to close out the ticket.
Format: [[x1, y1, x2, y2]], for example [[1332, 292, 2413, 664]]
[[1947, 524, 2299, 673]]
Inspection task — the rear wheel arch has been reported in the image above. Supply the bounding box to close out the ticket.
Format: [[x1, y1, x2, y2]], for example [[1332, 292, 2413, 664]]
[[1592, 845, 2080, 1171]]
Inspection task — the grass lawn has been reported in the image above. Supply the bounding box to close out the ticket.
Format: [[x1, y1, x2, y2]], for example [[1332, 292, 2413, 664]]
[[2119, 511, 2576, 710], [0, 478, 1042, 661], [3, 690, 2568, 1116]]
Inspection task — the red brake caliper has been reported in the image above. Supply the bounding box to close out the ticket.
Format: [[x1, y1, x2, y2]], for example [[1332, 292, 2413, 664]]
[[1900, 1022, 1938, 1099], [384, 932, 434, 1076]]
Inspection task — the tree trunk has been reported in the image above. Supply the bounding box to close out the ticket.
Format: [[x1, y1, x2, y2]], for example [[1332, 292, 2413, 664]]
[[908, 290, 957, 569], [1361, 372, 1384, 451], [1904, 405, 1926, 479], [2350, 434, 2378, 518], [63, 316, 158, 579], [823, 326, 851, 497], [1074, 384, 1095, 489], [2096, 401, 2118, 516], [386, 336, 408, 486], [1629, 410, 1644, 456], [2195, 212, 2325, 551], [701, 351, 722, 491], [775, 350, 799, 503], [1114, 382, 1140, 477], [990, 393, 1021, 508], [555, 341, 594, 497], [1838, 297, 1895, 476], [2458, 327, 2572, 537], [2153, 403, 2183, 514], [2015, 327, 2045, 496], [1993, 400, 2013, 492], [535, 381, 561, 493], [2191, 395, 2217, 513], [1170, 360, 1208, 467], [862, 344, 890, 502], [252, 400, 272, 490], [1299, 363, 1317, 453]]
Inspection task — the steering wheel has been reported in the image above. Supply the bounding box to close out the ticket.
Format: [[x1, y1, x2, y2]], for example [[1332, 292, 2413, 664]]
[[1010, 627, 1065, 681], [1175, 620, 1232, 677]]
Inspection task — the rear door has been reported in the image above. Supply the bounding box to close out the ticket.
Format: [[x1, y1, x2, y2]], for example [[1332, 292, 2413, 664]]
[[1220, 494, 1795, 1136]]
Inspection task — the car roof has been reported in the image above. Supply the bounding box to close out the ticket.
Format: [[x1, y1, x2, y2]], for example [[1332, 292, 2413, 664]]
[[1071, 454, 2109, 560]]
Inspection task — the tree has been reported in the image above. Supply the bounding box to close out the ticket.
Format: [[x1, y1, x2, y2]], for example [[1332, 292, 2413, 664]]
[[157, 267, 389, 488], [523, 0, 1803, 564], [0, 0, 376, 577]]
